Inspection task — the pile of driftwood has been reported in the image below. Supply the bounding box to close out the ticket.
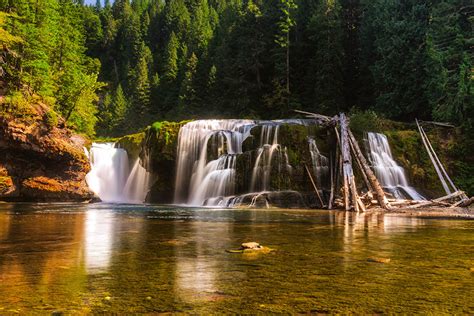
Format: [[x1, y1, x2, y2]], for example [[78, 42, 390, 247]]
[[295, 110, 473, 211]]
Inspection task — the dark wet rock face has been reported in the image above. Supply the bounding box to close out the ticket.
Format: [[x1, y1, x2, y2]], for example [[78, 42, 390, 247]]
[[0, 108, 94, 202]]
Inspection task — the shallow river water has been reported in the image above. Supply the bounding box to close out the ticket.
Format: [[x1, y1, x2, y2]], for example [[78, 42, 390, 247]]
[[0, 203, 472, 314]]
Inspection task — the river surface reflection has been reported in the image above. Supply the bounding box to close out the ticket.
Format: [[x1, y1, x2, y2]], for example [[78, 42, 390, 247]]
[[0, 203, 472, 313]]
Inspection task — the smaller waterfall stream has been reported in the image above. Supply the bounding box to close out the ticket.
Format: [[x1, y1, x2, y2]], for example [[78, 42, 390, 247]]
[[367, 133, 424, 200], [86, 143, 150, 203]]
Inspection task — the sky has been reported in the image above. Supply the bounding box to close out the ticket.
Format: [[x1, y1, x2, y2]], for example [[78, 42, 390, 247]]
[[84, 0, 113, 5]]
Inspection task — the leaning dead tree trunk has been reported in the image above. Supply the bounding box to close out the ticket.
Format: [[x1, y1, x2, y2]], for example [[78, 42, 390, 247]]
[[416, 119, 469, 202], [416, 119, 452, 195], [305, 164, 325, 208], [347, 130, 389, 209], [340, 113, 365, 212]]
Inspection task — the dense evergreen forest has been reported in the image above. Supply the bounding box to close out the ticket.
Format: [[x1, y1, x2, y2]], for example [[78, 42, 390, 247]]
[[0, 0, 472, 137]]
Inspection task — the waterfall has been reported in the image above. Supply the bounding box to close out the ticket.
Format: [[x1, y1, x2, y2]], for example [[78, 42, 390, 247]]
[[174, 119, 325, 207], [367, 133, 424, 200], [86, 143, 151, 203], [174, 120, 254, 205], [308, 137, 329, 188], [250, 123, 281, 192]]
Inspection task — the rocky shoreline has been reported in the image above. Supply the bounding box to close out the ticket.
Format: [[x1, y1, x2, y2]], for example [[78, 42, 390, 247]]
[[0, 103, 95, 202]]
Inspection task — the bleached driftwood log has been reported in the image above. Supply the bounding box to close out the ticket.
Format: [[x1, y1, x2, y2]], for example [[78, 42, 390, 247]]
[[347, 130, 389, 210]]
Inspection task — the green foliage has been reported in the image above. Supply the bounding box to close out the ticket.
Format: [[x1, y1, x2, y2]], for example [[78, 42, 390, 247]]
[[1, 91, 35, 118], [0, 12, 23, 46], [1, 0, 472, 157], [1, 0, 103, 137], [163, 32, 179, 82], [44, 110, 58, 129]]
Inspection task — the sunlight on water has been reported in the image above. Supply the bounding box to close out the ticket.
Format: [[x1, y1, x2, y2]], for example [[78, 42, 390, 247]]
[[0, 203, 472, 314], [85, 209, 114, 273]]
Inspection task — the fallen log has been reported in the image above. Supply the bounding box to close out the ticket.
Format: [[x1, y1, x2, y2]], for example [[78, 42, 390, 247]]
[[293, 110, 331, 122], [405, 200, 454, 209], [347, 130, 389, 210], [459, 197, 474, 208], [433, 191, 466, 203], [419, 120, 456, 128], [349, 136, 372, 191]]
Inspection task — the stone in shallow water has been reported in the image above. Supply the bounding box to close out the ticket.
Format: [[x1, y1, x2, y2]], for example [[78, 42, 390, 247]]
[[367, 257, 391, 264], [241, 242, 261, 249], [226, 242, 274, 254]]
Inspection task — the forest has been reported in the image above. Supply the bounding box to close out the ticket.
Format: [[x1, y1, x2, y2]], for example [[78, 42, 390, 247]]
[[0, 0, 472, 137]]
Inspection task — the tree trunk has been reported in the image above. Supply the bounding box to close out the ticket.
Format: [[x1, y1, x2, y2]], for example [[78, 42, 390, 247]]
[[340, 113, 355, 211], [347, 130, 389, 209], [305, 164, 325, 208]]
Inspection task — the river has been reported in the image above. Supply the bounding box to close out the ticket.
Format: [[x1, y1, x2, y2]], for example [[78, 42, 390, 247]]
[[0, 203, 472, 313]]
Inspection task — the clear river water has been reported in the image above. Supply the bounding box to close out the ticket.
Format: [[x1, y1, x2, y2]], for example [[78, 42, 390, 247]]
[[0, 203, 472, 314]]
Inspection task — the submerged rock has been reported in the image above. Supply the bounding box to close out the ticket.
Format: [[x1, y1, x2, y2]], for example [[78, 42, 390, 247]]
[[367, 257, 391, 264], [241, 242, 262, 249], [226, 242, 274, 254]]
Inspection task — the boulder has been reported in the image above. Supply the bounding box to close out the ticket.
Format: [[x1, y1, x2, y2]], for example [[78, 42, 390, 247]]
[[0, 104, 94, 202]]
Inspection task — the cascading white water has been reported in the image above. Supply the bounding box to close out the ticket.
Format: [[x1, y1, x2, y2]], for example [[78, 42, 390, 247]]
[[308, 137, 329, 188], [86, 143, 151, 203], [367, 133, 424, 200], [122, 158, 151, 203], [174, 120, 255, 205], [250, 123, 281, 192], [174, 119, 325, 207]]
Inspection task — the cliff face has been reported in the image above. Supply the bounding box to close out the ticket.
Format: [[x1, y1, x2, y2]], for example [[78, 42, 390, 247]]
[[0, 103, 94, 201]]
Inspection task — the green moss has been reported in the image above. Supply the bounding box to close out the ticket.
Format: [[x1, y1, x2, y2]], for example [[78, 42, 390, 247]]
[[44, 110, 58, 129], [116, 132, 145, 161], [143, 120, 191, 203]]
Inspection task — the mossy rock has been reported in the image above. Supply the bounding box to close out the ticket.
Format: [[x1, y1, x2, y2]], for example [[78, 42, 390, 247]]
[[143, 120, 191, 203], [116, 132, 145, 161]]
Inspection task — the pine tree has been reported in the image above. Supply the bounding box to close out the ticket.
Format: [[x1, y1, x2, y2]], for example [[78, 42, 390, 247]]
[[304, 0, 344, 114], [189, 0, 213, 53], [112, 83, 128, 132], [274, 0, 297, 94], [430, 0, 473, 129], [129, 44, 152, 127], [163, 31, 179, 82], [367, 0, 440, 120], [179, 52, 198, 113]]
